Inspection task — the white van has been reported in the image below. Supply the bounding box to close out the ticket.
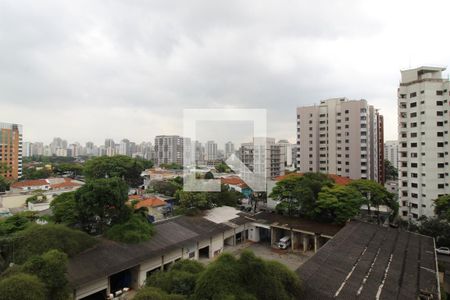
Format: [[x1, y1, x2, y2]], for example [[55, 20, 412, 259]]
[[277, 236, 291, 249]]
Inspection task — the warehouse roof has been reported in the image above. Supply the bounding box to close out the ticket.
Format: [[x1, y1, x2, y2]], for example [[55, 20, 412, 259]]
[[297, 221, 439, 299], [67, 216, 231, 288]]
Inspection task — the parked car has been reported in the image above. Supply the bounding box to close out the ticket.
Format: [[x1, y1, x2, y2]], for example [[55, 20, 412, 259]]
[[277, 236, 291, 250], [436, 247, 450, 255]]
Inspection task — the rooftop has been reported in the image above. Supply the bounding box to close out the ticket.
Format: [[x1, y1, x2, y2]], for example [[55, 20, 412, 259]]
[[274, 173, 352, 186], [67, 216, 231, 288], [247, 211, 342, 237], [297, 221, 439, 299]]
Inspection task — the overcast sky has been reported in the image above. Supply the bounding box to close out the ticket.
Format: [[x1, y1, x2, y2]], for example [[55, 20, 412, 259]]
[[1, 0, 449, 145]]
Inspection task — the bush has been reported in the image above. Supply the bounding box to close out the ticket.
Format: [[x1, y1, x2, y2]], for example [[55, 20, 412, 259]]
[[0, 212, 36, 236], [8, 224, 97, 264], [105, 216, 155, 243], [0, 273, 46, 300], [134, 286, 185, 300]]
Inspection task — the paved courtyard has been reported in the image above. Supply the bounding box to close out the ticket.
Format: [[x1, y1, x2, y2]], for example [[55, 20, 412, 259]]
[[222, 242, 313, 271]]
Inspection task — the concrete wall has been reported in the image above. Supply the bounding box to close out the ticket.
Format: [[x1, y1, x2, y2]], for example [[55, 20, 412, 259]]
[[75, 277, 108, 300]]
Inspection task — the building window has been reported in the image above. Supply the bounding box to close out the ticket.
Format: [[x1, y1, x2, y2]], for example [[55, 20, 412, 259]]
[[410, 92, 417, 98]]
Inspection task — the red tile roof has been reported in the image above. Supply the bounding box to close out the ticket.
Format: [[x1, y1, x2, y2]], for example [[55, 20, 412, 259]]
[[275, 173, 352, 186], [221, 176, 246, 186], [11, 179, 48, 188], [135, 197, 166, 209]]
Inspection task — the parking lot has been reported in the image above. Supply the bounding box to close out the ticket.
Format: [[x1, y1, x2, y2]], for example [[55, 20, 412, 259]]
[[223, 241, 313, 271]]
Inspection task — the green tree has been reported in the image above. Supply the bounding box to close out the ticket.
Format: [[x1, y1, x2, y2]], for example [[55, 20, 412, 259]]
[[50, 192, 79, 226], [435, 194, 450, 222], [0, 212, 36, 236], [0, 273, 46, 300], [348, 179, 394, 217], [54, 163, 84, 177], [0, 176, 10, 193], [160, 163, 183, 170], [6, 224, 97, 264], [215, 162, 230, 173], [147, 260, 204, 297], [418, 217, 450, 247], [22, 250, 70, 300], [105, 215, 155, 243], [75, 177, 131, 234], [204, 171, 214, 179], [315, 185, 364, 224], [134, 286, 185, 300], [384, 159, 398, 181], [271, 173, 334, 218], [152, 179, 181, 197], [83, 155, 147, 187], [22, 167, 53, 180]]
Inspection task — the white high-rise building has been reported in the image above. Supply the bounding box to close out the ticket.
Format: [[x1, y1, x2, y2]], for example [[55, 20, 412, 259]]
[[23, 142, 33, 157], [384, 140, 399, 169], [119, 139, 130, 156], [205, 141, 218, 161], [225, 141, 235, 159], [296, 98, 384, 182], [277, 140, 294, 170], [238, 137, 285, 179], [398, 66, 450, 220], [154, 135, 184, 166]]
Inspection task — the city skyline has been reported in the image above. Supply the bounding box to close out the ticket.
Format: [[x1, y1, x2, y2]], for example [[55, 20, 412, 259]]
[[2, 1, 450, 144]]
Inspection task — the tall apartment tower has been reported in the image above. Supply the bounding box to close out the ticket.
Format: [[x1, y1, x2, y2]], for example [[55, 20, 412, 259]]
[[205, 141, 218, 161], [224, 141, 235, 159], [384, 140, 399, 169], [0, 122, 23, 179], [238, 137, 285, 179], [398, 66, 450, 220], [154, 135, 184, 166], [296, 98, 383, 182]]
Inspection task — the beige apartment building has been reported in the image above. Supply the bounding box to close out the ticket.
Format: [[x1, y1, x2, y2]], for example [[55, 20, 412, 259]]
[[296, 98, 384, 182], [0, 122, 22, 179]]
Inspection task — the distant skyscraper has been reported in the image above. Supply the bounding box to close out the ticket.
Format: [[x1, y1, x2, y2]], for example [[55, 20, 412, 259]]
[[23, 142, 33, 157], [277, 140, 294, 170], [119, 139, 130, 156], [205, 141, 218, 161], [238, 137, 285, 179], [154, 135, 183, 166], [398, 66, 450, 220], [296, 98, 383, 182], [384, 140, 399, 169], [0, 122, 23, 179], [225, 141, 235, 159]]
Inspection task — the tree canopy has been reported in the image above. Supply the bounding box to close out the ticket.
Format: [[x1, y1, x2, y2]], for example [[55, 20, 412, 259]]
[[315, 185, 364, 224], [22, 250, 70, 300], [348, 179, 395, 216], [384, 159, 398, 181], [83, 155, 149, 187], [271, 173, 334, 218], [0, 273, 46, 300], [5, 224, 97, 265], [0, 176, 10, 193], [434, 194, 450, 223], [75, 177, 131, 234], [50, 192, 79, 226], [105, 215, 155, 244]]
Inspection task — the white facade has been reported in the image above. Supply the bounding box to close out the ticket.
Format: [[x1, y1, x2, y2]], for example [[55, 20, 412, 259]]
[[384, 140, 399, 169], [205, 140, 218, 161], [296, 98, 383, 182], [398, 66, 450, 220], [154, 135, 184, 166], [225, 141, 235, 159]]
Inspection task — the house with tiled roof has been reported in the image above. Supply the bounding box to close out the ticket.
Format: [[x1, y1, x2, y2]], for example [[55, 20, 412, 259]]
[[10, 177, 83, 192]]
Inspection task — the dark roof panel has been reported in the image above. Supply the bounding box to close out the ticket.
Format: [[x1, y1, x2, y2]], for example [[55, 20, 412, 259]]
[[297, 221, 439, 300]]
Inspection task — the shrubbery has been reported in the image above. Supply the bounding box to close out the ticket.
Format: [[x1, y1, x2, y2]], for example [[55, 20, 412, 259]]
[[105, 215, 155, 243]]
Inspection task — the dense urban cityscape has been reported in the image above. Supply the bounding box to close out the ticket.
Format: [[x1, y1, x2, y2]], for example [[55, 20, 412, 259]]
[[1, 1, 450, 300]]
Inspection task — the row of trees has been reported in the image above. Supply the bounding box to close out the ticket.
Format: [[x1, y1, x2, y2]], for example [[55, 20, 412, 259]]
[[270, 173, 396, 225], [0, 219, 97, 300], [135, 251, 302, 300], [412, 195, 450, 247]]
